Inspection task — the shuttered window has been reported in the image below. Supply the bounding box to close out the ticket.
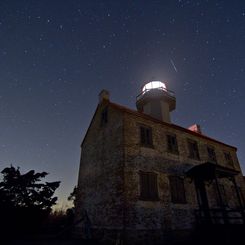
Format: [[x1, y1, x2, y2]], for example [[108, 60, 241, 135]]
[[231, 186, 245, 208], [139, 171, 158, 201], [187, 139, 200, 160], [207, 146, 217, 163], [224, 152, 233, 168], [167, 134, 179, 154], [216, 184, 228, 207], [238, 187, 245, 207], [140, 126, 153, 147], [169, 176, 186, 204]]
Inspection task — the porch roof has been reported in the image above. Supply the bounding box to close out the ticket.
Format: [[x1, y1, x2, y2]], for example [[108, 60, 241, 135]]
[[186, 162, 239, 180]]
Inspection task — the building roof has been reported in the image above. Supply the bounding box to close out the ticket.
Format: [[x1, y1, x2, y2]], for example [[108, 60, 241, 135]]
[[81, 99, 237, 150], [108, 101, 237, 150]]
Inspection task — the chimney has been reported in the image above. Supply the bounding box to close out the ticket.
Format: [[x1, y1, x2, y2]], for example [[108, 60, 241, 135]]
[[188, 124, 202, 134], [99, 89, 110, 103]]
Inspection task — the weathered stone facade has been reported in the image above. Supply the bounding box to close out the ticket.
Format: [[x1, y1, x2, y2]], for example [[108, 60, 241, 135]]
[[75, 95, 245, 244]]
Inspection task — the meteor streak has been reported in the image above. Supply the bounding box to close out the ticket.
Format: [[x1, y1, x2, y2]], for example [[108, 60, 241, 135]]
[[170, 59, 178, 73]]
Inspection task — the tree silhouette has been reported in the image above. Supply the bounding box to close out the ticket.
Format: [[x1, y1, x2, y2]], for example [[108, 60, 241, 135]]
[[68, 186, 77, 205], [0, 166, 60, 238], [66, 186, 78, 226]]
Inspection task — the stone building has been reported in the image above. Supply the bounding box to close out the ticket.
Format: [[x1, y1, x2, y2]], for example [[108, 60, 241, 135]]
[[75, 81, 245, 244]]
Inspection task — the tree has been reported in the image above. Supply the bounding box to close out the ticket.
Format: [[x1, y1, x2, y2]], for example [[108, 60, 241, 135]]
[[66, 186, 78, 225], [0, 166, 60, 237], [68, 185, 77, 205]]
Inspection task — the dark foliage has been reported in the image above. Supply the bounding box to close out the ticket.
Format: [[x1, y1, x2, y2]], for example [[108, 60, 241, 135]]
[[0, 166, 60, 239], [68, 186, 77, 205], [42, 208, 75, 238]]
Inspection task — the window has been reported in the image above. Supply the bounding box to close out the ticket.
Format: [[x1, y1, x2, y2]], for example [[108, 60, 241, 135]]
[[140, 126, 153, 147], [231, 186, 245, 208], [216, 184, 228, 207], [169, 176, 186, 204], [238, 187, 245, 208], [187, 140, 200, 160], [167, 134, 179, 154], [224, 152, 233, 167], [207, 146, 217, 163], [100, 107, 108, 126], [139, 171, 158, 200]]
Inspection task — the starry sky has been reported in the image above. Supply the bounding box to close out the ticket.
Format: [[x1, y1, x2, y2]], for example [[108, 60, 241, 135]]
[[1, 0, 245, 208]]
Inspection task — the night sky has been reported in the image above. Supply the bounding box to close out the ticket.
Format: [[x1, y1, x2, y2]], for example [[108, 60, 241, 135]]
[[1, 0, 245, 208]]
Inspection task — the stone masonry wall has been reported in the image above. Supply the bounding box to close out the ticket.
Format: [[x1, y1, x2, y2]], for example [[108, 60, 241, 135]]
[[75, 101, 124, 242], [75, 101, 245, 244], [122, 111, 245, 243]]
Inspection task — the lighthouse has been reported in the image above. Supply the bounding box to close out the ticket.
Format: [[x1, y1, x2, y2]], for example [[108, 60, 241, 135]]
[[136, 81, 176, 123]]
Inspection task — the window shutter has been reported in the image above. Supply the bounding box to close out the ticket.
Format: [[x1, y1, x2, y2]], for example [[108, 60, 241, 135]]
[[172, 136, 178, 152], [207, 147, 216, 162], [177, 177, 186, 203], [167, 135, 172, 151], [140, 126, 153, 147], [149, 173, 157, 199], [139, 172, 158, 200], [169, 176, 177, 202], [140, 172, 148, 199], [147, 128, 153, 145], [194, 143, 200, 159], [140, 127, 146, 145], [188, 140, 199, 160], [224, 152, 233, 167], [169, 176, 186, 204]]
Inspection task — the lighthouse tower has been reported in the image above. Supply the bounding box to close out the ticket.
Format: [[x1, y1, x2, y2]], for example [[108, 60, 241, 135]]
[[136, 81, 176, 123]]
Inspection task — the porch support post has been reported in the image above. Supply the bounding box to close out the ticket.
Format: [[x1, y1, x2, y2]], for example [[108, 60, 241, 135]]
[[194, 179, 211, 224], [194, 179, 202, 225], [214, 174, 228, 224], [231, 176, 245, 224]]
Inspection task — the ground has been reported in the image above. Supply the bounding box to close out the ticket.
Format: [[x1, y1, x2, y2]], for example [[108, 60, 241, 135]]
[[1, 239, 100, 245]]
